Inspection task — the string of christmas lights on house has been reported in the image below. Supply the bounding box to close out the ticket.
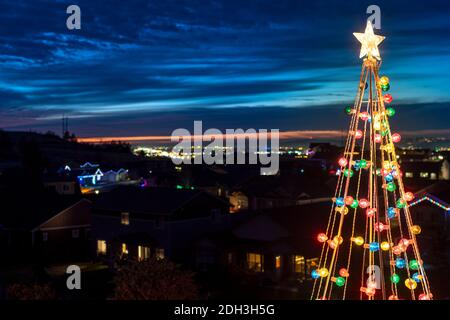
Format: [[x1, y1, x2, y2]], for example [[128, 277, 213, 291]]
[[409, 194, 450, 211]]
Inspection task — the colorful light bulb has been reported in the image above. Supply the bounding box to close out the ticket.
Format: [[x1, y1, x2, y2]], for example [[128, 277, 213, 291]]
[[359, 159, 367, 168], [354, 130, 363, 139], [369, 242, 380, 252], [317, 233, 328, 243], [379, 76, 389, 86], [338, 157, 348, 167], [335, 276, 345, 287], [409, 259, 419, 270], [381, 241, 390, 251], [392, 133, 401, 143], [403, 192, 414, 202], [392, 246, 402, 255], [345, 196, 354, 206], [411, 225, 422, 235], [405, 278, 417, 290], [396, 258, 406, 269], [335, 197, 345, 207], [384, 94, 393, 104], [345, 106, 353, 115], [418, 293, 432, 300], [386, 182, 397, 192], [387, 207, 397, 219], [366, 207, 376, 218], [359, 198, 369, 209], [311, 269, 320, 279], [319, 268, 329, 278], [344, 169, 354, 178], [391, 274, 400, 284], [360, 112, 369, 121], [396, 199, 406, 209], [352, 236, 364, 246], [412, 272, 423, 283], [386, 107, 396, 117], [375, 134, 382, 143], [339, 268, 349, 277]]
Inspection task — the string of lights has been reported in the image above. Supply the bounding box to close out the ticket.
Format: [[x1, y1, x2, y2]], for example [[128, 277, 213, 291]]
[[310, 21, 433, 300]]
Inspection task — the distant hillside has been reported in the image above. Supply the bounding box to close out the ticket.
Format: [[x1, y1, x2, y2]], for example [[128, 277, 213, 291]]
[[0, 130, 141, 168]]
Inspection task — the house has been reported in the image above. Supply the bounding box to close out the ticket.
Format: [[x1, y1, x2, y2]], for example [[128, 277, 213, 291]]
[[400, 160, 450, 181], [407, 181, 450, 298], [0, 190, 91, 263], [91, 186, 231, 266], [31, 199, 92, 261], [193, 202, 331, 296], [229, 174, 332, 212], [44, 175, 81, 195]]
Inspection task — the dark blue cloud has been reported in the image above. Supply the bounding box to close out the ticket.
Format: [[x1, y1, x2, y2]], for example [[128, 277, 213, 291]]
[[0, 0, 449, 136]]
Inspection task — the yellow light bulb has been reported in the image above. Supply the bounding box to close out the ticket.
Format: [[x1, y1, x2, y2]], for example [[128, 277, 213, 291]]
[[319, 268, 329, 278], [381, 241, 390, 251], [380, 76, 389, 86], [333, 235, 343, 245], [352, 236, 364, 246], [411, 225, 422, 235], [405, 278, 417, 290]]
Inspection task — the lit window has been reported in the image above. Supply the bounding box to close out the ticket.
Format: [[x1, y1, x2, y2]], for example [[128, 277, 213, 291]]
[[121, 212, 130, 225], [275, 256, 282, 269], [405, 172, 413, 178], [420, 172, 429, 178], [72, 229, 79, 239], [42, 232, 48, 242], [121, 243, 129, 258], [292, 255, 305, 280], [430, 173, 437, 180], [155, 248, 165, 260], [247, 253, 264, 272], [306, 258, 319, 279], [138, 245, 150, 261], [97, 240, 107, 255]]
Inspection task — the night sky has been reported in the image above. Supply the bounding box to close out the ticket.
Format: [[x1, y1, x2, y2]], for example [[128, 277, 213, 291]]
[[0, 0, 449, 139]]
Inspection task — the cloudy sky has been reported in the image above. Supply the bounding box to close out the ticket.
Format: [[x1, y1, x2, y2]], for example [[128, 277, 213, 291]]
[[0, 0, 449, 138]]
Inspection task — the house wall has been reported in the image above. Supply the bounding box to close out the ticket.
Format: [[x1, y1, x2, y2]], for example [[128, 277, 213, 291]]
[[91, 211, 231, 265]]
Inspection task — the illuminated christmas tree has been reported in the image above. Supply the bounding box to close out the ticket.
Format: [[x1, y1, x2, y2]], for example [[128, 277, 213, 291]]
[[310, 21, 433, 300]]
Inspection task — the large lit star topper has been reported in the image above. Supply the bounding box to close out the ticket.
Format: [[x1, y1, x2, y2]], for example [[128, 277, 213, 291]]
[[353, 20, 385, 60]]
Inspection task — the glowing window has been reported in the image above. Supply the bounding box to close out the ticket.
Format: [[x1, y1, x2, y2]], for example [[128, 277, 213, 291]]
[[293, 255, 305, 274], [121, 243, 128, 256], [121, 212, 130, 225], [275, 256, 282, 269], [420, 172, 429, 178], [405, 172, 413, 178], [247, 253, 264, 272], [138, 245, 150, 261], [97, 240, 107, 255]]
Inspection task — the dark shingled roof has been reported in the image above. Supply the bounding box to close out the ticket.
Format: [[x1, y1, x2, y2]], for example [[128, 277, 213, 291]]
[[0, 190, 82, 230], [93, 185, 227, 215]]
